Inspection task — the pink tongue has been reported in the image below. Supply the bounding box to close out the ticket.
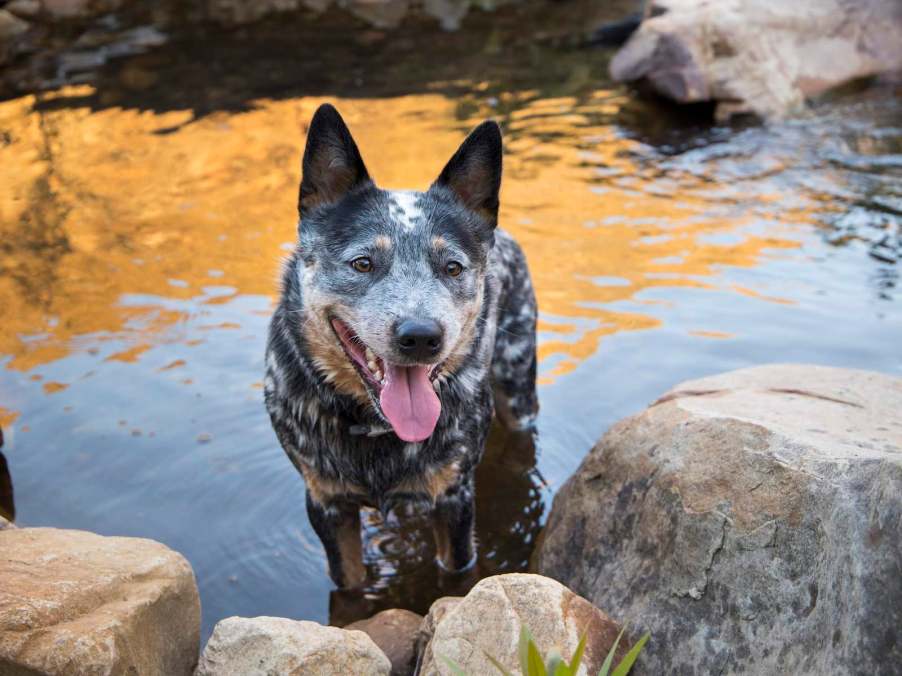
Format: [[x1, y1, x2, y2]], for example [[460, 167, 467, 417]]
[[379, 364, 441, 442]]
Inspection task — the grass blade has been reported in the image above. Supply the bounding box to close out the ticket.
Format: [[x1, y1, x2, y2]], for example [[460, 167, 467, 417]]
[[527, 638, 547, 676], [568, 633, 587, 673], [519, 626, 535, 674], [598, 628, 625, 676], [484, 651, 515, 676], [610, 632, 650, 676], [440, 655, 469, 676]]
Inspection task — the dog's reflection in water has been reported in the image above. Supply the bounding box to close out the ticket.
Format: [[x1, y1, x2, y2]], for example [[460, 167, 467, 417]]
[[0, 427, 15, 523], [329, 424, 545, 627]]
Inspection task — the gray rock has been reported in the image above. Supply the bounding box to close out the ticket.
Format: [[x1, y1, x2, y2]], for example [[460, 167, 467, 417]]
[[418, 574, 625, 676], [197, 616, 391, 676], [610, 0, 902, 119], [535, 364, 902, 675], [0, 527, 200, 676]]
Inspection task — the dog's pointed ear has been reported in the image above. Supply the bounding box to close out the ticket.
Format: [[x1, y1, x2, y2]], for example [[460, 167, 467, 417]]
[[432, 120, 502, 227], [298, 104, 371, 218]]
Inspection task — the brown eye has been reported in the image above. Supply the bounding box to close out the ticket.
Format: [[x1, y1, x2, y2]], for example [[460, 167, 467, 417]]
[[351, 257, 373, 273], [446, 261, 464, 277]]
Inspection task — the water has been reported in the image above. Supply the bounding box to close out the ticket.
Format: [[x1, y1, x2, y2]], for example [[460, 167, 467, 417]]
[[1, 6, 900, 640]]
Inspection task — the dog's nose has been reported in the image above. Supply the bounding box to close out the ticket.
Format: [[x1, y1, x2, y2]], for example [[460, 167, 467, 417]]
[[395, 319, 444, 361]]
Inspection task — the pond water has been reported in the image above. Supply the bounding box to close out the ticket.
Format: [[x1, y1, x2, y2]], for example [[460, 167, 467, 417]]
[[1, 4, 900, 641]]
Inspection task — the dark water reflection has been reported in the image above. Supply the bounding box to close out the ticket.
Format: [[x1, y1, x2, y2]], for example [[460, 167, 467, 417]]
[[1, 2, 900, 641]]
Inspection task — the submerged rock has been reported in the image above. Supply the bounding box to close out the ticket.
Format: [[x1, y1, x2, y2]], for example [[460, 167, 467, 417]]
[[0, 527, 200, 675], [610, 0, 902, 119], [346, 608, 423, 676], [535, 364, 902, 674], [197, 616, 392, 675], [418, 573, 626, 676]]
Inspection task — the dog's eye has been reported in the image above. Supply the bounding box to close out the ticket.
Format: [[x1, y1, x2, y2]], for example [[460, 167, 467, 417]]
[[351, 257, 373, 273], [446, 261, 464, 277]]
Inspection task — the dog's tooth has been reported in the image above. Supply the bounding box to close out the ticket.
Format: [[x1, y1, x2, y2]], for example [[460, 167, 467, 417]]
[[375, 370, 383, 382], [365, 347, 376, 362], [367, 360, 377, 373]]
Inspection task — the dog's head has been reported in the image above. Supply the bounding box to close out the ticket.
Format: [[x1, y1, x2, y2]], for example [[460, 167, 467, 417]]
[[294, 104, 501, 442]]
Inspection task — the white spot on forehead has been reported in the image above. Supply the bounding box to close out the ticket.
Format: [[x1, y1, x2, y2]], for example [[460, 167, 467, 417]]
[[390, 190, 424, 230]]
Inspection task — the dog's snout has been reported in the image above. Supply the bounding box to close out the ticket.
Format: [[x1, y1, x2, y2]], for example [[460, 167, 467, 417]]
[[395, 319, 443, 361]]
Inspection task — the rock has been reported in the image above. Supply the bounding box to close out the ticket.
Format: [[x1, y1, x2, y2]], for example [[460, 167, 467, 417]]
[[344, 0, 410, 30], [0, 515, 14, 530], [0, 9, 31, 66], [535, 364, 902, 674], [197, 616, 392, 676], [610, 0, 902, 119], [5, 1, 42, 20], [346, 608, 423, 676], [414, 596, 461, 656], [204, 0, 302, 25], [0, 527, 200, 676], [41, 0, 126, 20], [418, 574, 625, 676]]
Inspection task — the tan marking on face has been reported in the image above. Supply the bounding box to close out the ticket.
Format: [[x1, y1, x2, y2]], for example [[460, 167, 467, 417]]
[[374, 235, 392, 250], [438, 284, 484, 376], [300, 300, 372, 406], [432, 236, 448, 250]]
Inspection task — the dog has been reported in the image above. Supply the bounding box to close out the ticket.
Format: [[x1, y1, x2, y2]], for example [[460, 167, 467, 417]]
[[264, 104, 538, 588]]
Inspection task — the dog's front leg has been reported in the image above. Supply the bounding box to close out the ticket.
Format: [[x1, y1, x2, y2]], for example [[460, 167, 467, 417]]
[[432, 479, 477, 572], [305, 493, 366, 588]]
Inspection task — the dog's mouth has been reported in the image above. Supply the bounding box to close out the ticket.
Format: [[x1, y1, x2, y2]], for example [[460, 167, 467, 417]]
[[330, 318, 442, 443]]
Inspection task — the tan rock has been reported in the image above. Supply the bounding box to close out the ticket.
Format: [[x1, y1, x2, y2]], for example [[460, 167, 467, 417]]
[[418, 574, 624, 676], [610, 0, 902, 119], [536, 364, 902, 674], [0, 527, 200, 676], [346, 608, 423, 676], [196, 616, 391, 676]]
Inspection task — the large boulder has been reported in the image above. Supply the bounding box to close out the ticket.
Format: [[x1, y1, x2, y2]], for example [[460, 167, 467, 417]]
[[346, 608, 423, 676], [196, 616, 392, 675], [418, 573, 626, 676], [610, 0, 902, 119], [534, 364, 902, 674], [0, 527, 200, 676]]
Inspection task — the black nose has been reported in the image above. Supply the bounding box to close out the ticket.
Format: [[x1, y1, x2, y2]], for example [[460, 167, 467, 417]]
[[395, 319, 444, 361]]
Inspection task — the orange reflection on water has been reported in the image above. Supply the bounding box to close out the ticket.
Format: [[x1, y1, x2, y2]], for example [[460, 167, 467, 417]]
[[0, 87, 799, 383]]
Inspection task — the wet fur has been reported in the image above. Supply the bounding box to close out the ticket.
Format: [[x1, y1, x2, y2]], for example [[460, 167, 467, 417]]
[[264, 105, 538, 587]]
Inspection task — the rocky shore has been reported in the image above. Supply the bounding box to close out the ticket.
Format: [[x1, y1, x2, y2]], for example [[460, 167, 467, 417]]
[[3, 0, 901, 115], [2, 363, 900, 674]]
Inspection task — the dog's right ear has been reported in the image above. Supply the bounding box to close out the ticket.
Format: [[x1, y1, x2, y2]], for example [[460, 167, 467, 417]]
[[298, 104, 370, 219]]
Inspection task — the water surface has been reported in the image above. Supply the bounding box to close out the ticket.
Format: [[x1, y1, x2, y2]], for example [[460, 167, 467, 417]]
[[1, 5, 900, 639]]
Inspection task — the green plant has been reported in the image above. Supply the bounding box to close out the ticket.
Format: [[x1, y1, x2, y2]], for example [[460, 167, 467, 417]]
[[442, 625, 650, 676]]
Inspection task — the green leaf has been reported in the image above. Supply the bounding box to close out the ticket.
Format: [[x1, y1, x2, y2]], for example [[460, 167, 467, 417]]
[[527, 638, 547, 676], [568, 633, 587, 673], [610, 632, 650, 676], [598, 629, 625, 676], [484, 651, 515, 676], [440, 655, 469, 676], [519, 626, 535, 675]]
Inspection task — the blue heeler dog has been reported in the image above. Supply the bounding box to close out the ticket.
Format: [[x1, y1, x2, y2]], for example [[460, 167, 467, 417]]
[[264, 104, 538, 588]]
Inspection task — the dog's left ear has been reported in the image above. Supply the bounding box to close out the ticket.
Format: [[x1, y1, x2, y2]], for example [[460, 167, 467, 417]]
[[432, 120, 502, 227], [298, 104, 371, 219]]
